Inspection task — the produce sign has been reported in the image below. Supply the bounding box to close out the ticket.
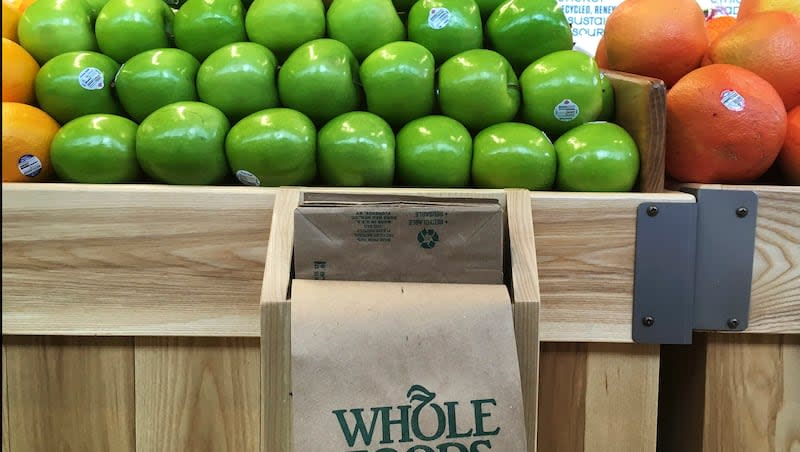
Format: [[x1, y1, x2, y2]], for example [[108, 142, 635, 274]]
[[2, 0, 643, 192]]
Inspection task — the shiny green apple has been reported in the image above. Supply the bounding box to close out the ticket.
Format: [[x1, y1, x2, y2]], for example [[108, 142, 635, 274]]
[[245, 0, 326, 61], [327, 0, 405, 61], [34, 51, 121, 124], [396, 115, 472, 187], [360, 41, 435, 129], [278, 39, 361, 125], [597, 72, 616, 121], [407, 0, 482, 64], [486, 0, 573, 72], [225, 108, 317, 187], [520, 50, 603, 137], [318, 111, 395, 187], [136, 101, 230, 185], [17, 0, 97, 64], [197, 42, 279, 121], [95, 0, 175, 64], [472, 122, 556, 189], [114, 48, 200, 123], [173, 0, 247, 61], [438, 49, 520, 131]]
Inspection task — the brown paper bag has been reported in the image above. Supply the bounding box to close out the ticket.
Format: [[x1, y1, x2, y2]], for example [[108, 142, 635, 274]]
[[291, 279, 528, 452]]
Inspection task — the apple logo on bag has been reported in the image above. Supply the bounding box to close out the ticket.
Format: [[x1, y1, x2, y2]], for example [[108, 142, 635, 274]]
[[417, 229, 439, 249]]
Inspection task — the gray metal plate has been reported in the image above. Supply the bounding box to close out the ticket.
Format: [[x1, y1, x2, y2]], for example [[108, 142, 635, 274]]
[[687, 188, 758, 332], [633, 202, 697, 344]]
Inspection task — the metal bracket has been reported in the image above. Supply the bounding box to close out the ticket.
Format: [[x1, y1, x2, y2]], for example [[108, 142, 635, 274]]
[[632, 188, 758, 344]]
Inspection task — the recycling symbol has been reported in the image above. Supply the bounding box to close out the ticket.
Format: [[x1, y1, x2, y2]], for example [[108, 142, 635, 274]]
[[417, 229, 439, 249]]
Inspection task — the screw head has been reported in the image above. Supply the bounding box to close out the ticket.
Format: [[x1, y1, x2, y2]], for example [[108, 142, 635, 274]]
[[647, 206, 659, 217], [642, 316, 655, 327], [727, 318, 740, 329], [736, 207, 748, 218]]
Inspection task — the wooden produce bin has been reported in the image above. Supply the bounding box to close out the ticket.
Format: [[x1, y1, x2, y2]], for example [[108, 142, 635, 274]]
[[1, 70, 762, 452]]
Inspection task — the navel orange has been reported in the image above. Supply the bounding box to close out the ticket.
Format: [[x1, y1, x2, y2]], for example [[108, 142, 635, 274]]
[[778, 107, 800, 184], [666, 64, 787, 183], [2, 102, 60, 182], [594, 35, 608, 69], [2, 0, 20, 41], [2, 37, 39, 103], [738, 0, 800, 20]]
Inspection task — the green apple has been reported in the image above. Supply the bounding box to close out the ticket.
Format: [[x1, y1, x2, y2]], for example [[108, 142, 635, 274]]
[[327, 0, 405, 61], [17, 0, 97, 64], [597, 72, 616, 121], [486, 0, 573, 72], [34, 51, 121, 124], [318, 111, 395, 187], [197, 42, 279, 121], [136, 101, 230, 185], [173, 0, 246, 61], [360, 41, 435, 129], [554, 121, 640, 192], [114, 48, 199, 123], [472, 122, 556, 189], [50, 114, 141, 183], [278, 39, 361, 125], [246, 0, 326, 61], [396, 115, 472, 187], [520, 50, 603, 137], [475, 0, 503, 18], [407, 0, 482, 64], [438, 49, 520, 131], [225, 108, 317, 187], [95, 0, 175, 64]]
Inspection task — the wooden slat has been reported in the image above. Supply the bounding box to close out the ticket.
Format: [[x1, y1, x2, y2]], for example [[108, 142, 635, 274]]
[[2, 184, 274, 336], [604, 70, 667, 194], [702, 334, 800, 452], [507, 189, 542, 451], [583, 343, 659, 452], [135, 337, 260, 452], [538, 343, 659, 452], [2, 344, 9, 452], [4, 336, 135, 451], [532, 191, 695, 342]]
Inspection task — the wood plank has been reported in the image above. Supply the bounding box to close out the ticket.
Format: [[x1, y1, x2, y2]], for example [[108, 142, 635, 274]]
[[702, 334, 800, 452], [135, 337, 260, 452], [2, 343, 9, 452], [4, 336, 135, 451], [507, 189, 542, 451], [2, 184, 274, 336], [604, 70, 667, 194], [583, 343, 660, 452], [537, 343, 588, 452], [532, 191, 696, 342]]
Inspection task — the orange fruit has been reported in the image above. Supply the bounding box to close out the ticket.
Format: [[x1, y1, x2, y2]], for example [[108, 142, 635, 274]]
[[2, 0, 20, 41], [2, 102, 60, 182], [738, 0, 800, 20], [2, 37, 39, 103], [706, 15, 737, 44], [666, 64, 787, 183], [778, 107, 800, 184], [604, 0, 708, 87], [709, 11, 800, 110], [594, 35, 608, 69]]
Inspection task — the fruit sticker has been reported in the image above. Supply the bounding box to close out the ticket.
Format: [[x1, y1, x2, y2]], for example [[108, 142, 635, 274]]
[[554, 99, 580, 122], [78, 67, 105, 90], [720, 89, 746, 112], [17, 154, 42, 177], [235, 169, 261, 186], [428, 7, 451, 29]]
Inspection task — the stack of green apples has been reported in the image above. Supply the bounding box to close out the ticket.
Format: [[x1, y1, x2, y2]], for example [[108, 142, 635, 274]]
[[19, 0, 639, 191]]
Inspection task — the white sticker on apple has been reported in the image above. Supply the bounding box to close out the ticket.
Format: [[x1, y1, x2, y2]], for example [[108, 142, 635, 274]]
[[554, 99, 580, 122], [720, 89, 745, 112], [17, 154, 42, 177], [78, 67, 105, 90], [236, 169, 261, 187], [428, 7, 451, 29]]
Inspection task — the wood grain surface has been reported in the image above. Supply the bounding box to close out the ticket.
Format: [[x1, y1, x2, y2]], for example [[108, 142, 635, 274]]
[[2, 344, 9, 452], [2, 184, 273, 336], [507, 189, 542, 451], [702, 334, 800, 452], [531, 191, 696, 342], [3, 336, 135, 451], [135, 337, 260, 452], [537, 343, 660, 452], [604, 70, 667, 194]]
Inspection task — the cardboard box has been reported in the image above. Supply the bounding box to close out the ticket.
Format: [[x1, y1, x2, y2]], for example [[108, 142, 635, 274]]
[[293, 194, 504, 284]]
